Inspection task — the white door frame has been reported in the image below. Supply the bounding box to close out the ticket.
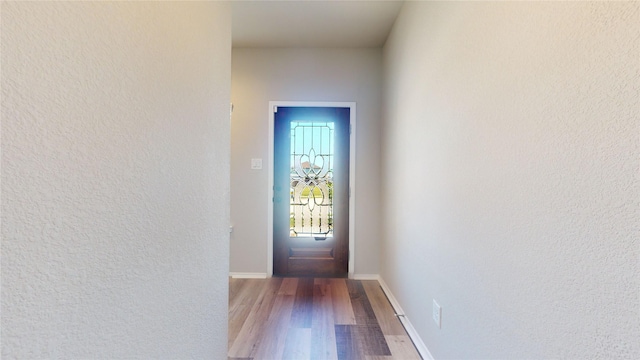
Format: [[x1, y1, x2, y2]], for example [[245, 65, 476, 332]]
[[268, 101, 356, 278]]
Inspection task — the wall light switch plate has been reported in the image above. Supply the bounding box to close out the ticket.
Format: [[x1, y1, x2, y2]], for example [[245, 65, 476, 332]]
[[251, 158, 262, 170]]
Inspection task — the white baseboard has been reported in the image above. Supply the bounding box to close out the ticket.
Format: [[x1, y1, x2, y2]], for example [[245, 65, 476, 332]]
[[378, 277, 435, 360], [352, 273, 381, 280], [229, 272, 268, 279]]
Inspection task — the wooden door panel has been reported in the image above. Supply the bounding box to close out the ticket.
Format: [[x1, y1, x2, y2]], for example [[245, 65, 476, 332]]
[[289, 247, 333, 258], [273, 106, 350, 277]]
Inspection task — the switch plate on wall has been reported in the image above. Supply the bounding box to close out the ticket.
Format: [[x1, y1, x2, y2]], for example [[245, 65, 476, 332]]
[[251, 158, 262, 170], [433, 299, 441, 328]]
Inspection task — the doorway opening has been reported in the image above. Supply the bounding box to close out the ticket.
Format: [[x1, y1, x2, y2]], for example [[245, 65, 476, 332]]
[[268, 102, 355, 277]]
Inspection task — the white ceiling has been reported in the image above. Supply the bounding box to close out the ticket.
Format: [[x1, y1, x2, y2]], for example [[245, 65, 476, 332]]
[[232, 1, 404, 48]]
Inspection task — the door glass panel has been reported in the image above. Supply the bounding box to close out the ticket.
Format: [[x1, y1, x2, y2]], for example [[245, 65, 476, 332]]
[[290, 121, 334, 238]]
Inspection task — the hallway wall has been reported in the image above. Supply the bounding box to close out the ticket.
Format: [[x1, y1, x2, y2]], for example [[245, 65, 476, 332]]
[[381, 1, 639, 358], [231, 48, 383, 276], [1, 2, 231, 358]]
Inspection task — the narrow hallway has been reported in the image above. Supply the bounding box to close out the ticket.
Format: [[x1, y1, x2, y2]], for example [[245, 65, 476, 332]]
[[228, 278, 421, 360]]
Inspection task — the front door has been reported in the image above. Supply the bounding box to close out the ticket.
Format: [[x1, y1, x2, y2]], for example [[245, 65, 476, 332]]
[[273, 106, 350, 277]]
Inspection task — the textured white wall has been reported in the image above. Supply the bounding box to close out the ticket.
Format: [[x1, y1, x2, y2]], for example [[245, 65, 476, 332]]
[[382, 1, 639, 358], [231, 48, 382, 275], [1, 2, 231, 358]]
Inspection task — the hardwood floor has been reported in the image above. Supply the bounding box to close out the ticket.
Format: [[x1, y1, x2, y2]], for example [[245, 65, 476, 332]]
[[228, 278, 421, 360]]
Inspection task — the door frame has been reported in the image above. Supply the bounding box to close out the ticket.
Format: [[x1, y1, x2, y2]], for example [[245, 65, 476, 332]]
[[267, 101, 356, 278]]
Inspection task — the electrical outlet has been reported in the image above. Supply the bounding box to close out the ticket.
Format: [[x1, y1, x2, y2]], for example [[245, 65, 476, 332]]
[[433, 299, 441, 328]]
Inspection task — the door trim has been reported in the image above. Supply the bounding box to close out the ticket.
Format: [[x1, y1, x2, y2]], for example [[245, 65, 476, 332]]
[[268, 101, 356, 278]]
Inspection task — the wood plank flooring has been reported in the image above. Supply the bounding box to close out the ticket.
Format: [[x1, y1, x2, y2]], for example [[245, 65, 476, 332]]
[[228, 278, 421, 360]]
